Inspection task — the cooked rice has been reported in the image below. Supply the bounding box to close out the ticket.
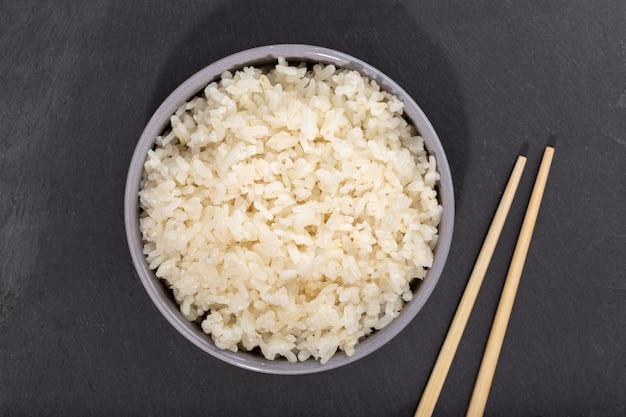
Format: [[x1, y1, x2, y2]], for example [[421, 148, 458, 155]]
[[139, 58, 442, 364]]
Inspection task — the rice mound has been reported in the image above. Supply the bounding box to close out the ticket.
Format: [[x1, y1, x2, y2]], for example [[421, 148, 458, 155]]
[[139, 58, 442, 364]]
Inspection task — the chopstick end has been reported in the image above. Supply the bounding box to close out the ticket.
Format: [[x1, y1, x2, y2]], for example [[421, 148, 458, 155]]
[[547, 134, 557, 149], [519, 142, 529, 158]]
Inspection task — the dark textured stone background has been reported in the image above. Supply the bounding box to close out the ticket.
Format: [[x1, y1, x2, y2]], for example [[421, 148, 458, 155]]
[[1, 1, 624, 416]]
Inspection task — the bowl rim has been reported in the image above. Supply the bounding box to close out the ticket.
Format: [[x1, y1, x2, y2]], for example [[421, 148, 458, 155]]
[[124, 44, 454, 375]]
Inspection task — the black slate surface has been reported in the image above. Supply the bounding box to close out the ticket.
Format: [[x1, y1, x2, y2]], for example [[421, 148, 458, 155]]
[[1, 1, 625, 416]]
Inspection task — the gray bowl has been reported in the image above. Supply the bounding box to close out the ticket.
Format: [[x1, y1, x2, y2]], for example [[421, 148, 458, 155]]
[[124, 44, 454, 375]]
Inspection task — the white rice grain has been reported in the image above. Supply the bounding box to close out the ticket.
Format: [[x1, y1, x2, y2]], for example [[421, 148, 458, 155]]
[[139, 60, 443, 364]]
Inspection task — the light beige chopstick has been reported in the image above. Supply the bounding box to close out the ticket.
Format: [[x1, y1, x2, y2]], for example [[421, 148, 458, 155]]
[[414, 153, 527, 417], [466, 145, 555, 417]]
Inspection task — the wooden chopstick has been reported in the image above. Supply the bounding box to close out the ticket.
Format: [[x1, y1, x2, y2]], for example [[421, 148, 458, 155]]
[[466, 143, 556, 417], [414, 151, 528, 417]]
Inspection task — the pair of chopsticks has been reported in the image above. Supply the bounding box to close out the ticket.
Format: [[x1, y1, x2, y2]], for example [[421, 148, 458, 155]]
[[415, 140, 556, 417]]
